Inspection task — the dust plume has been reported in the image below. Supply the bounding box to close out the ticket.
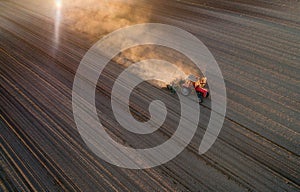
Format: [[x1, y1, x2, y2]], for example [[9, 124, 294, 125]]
[[59, 0, 201, 87], [114, 45, 202, 86], [61, 0, 150, 38]]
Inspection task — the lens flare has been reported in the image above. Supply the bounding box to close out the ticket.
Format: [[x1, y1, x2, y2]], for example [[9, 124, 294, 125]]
[[54, 0, 62, 45], [55, 0, 62, 8]]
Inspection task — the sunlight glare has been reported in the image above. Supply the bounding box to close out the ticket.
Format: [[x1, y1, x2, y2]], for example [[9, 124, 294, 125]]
[[55, 0, 62, 9], [54, 0, 62, 46]]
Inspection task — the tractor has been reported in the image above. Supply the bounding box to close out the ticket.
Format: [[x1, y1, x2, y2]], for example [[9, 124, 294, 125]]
[[166, 74, 209, 103]]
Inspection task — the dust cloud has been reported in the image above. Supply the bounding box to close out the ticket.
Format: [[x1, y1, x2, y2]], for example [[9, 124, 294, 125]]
[[60, 0, 201, 86], [62, 0, 150, 37], [114, 45, 201, 86]]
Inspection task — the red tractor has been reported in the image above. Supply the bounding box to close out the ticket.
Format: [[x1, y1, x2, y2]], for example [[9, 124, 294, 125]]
[[167, 74, 209, 103]]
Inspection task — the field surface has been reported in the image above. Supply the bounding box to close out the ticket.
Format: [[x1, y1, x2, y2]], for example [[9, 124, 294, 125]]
[[1, 0, 300, 191]]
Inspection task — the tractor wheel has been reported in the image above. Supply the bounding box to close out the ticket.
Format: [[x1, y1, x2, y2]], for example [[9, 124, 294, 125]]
[[205, 92, 209, 98], [181, 87, 191, 96], [197, 92, 203, 103], [198, 97, 203, 104]]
